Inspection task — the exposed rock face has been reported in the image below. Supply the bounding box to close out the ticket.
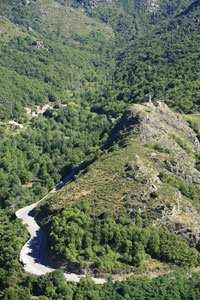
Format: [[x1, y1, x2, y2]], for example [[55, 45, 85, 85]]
[[119, 102, 200, 246], [32, 40, 44, 49], [155, 200, 200, 245], [32, 40, 48, 50], [40, 101, 200, 249], [153, 100, 168, 108], [83, 0, 112, 9], [121, 102, 200, 184], [146, 0, 160, 13]]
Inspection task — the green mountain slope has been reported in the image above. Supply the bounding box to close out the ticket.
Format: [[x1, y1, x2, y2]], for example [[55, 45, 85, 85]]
[[35, 102, 200, 276], [0, 0, 116, 120], [2, 0, 200, 298], [1, 0, 198, 211], [83, 0, 200, 116], [111, 1, 200, 113], [0, 0, 198, 121]]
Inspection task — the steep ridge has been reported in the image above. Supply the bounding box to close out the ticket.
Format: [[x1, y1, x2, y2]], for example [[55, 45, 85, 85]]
[[2, 0, 200, 298], [35, 102, 200, 277]]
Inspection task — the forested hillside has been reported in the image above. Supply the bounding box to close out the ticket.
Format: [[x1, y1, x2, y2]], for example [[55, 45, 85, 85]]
[[35, 103, 200, 275], [2, 0, 200, 299]]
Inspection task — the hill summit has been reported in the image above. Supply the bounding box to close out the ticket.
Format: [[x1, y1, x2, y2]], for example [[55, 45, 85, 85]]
[[36, 101, 200, 276]]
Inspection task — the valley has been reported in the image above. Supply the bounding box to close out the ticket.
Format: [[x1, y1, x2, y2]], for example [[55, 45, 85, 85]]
[[1, 0, 200, 299]]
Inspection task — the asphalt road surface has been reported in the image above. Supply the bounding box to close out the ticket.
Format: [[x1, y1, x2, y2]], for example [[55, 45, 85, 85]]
[[16, 167, 106, 284]]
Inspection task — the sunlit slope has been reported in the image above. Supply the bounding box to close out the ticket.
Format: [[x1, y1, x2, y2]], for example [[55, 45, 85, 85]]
[[36, 103, 200, 275]]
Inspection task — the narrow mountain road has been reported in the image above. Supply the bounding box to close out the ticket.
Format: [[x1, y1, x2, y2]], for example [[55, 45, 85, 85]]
[[16, 166, 106, 284]]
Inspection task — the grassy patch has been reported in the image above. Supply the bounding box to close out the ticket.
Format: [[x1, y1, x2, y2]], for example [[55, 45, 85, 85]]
[[0, 17, 28, 42]]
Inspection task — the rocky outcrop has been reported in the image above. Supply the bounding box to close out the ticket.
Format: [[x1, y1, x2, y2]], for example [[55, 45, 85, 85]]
[[83, 0, 112, 9], [32, 40, 44, 49], [146, 0, 160, 13], [32, 40, 48, 50], [118, 102, 200, 247], [155, 199, 200, 246], [121, 102, 200, 185]]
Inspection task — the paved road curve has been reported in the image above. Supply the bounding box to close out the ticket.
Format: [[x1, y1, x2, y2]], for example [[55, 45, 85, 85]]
[[16, 167, 106, 284]]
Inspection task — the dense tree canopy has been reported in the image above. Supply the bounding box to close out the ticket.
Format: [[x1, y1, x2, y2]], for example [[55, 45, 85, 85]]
[[1, 0, 200, 298]]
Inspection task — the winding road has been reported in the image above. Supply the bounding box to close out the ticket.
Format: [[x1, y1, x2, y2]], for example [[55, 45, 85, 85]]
[[16, 167, 106, 284]]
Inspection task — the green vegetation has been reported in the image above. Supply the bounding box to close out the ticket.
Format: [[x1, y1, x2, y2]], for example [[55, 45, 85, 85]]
[[187, 118, 200, 143], [171, 134, 194, 155], [159, 171, 200, 207], [47, 201, 200, 273], [145, 143, 172, 154], [1, 0, 200, 298], [0, 1, 116, 120], [35, 131, 200, 275], [0, 211, 29, 296], [1, 0, 200, 121], [2, 266, 200, 299], [0, 104, 109, 211]]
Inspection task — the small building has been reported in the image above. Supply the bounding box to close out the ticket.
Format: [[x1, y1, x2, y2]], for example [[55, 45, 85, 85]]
[[153, 100, 169, 109], [42, 104, 53, 110], [8, 121, 24, 129], [35, 106, 45, 114], [24, 107, 31, 115], [32, 40, 44, 49], [57, 100, 67, 108], [145, 94, 152, 103], [34, 104, 53, 116]]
